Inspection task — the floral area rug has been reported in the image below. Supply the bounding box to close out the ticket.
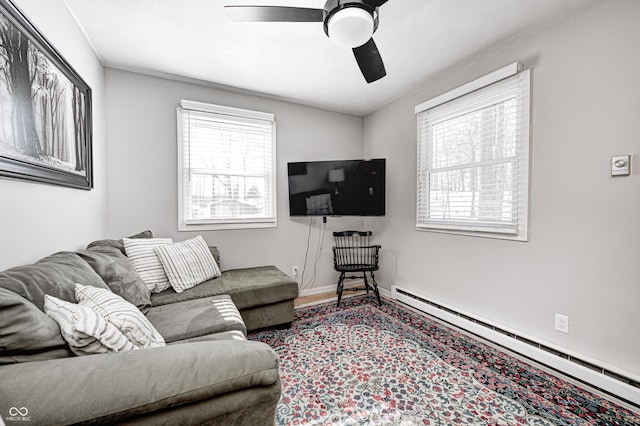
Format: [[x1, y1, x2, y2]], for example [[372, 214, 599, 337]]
[[249, 295, 640, 425]]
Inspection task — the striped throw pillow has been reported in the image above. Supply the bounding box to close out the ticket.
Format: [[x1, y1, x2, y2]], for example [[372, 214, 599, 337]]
[[44, 295, 136, 355], [154, 235, 222, 293], [123, 237, 173, 293], [75, 284, 165, 349]]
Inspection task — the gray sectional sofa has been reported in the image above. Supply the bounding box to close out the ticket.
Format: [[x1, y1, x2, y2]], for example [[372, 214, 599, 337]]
[[0, 231, 298, 425]]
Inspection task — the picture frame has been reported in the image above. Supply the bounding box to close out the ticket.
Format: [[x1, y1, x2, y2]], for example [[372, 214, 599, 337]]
[[0, 0, 92, 190]]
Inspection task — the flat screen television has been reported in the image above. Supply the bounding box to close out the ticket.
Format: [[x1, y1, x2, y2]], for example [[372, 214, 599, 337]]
[[287, 158, 385, 216]]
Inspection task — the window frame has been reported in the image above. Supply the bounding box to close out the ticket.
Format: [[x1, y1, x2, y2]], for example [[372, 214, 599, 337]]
[[415, 63, 530, 241], [177, 100, 277, 231]]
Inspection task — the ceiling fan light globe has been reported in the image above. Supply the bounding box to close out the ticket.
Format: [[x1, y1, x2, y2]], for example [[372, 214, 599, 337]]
[[327, 7, 374, 49]]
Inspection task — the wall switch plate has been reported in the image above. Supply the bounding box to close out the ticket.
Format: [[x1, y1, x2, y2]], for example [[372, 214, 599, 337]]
[[555, 313, 570, 333], [611, 154, 631, 176], [292, 266, 298, 277]]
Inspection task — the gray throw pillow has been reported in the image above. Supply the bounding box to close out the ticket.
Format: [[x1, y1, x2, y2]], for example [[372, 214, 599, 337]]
[[0, 251, 110, 311], [209, 246, 221, 268], [86, 230, 153, 255], [0, 287, 70, 359], [78, 246, 152, 314]]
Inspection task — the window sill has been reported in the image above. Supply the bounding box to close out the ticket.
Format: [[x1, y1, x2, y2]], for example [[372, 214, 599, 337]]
[[416, 225, 528, 242], [179, 221, 277, 232]]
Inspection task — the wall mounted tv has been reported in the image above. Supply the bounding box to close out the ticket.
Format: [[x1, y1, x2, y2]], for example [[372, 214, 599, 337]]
[[287, 158, 385, 217]]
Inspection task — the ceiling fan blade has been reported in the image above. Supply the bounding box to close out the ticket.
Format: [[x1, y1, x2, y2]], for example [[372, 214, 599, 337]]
[[352, 38, 386, 83], [224, 6, 324, 22], [363, 0, 389, 7]]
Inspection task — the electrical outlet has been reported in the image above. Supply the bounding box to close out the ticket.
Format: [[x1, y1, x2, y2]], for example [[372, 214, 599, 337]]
[[292, 266, 298, 277], [555, 313, 569, 333]]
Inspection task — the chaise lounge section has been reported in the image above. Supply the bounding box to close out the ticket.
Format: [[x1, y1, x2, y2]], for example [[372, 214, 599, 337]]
[[150, 264, 299, 333]]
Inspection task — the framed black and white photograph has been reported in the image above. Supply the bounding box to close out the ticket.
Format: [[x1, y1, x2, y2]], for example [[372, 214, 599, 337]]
[[0, 0, 92, 190]]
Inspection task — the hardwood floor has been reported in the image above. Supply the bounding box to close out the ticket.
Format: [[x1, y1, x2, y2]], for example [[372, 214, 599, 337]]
[[295, 288, 368, 307]]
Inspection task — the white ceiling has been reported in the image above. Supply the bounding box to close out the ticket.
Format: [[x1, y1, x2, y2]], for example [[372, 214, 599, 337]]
[[63, 0, 596, 116]]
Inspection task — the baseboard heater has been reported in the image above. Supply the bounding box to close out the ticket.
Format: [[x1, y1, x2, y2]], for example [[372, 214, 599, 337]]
[[390, 285, 640, 407]]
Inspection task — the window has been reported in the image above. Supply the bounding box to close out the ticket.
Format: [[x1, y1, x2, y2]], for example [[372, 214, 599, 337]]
[[415, 64, 530, 240], [177, 100, 276, 231]]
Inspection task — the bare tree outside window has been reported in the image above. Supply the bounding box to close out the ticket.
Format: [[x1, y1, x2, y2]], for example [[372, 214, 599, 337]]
[[416, 67, 530, 240], [178, 100, 276, 230]]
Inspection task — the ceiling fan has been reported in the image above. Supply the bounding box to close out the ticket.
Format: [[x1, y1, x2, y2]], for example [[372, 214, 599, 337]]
[[225, 0, 389, 83]]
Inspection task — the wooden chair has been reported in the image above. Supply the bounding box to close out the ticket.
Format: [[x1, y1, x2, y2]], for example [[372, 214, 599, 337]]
[[332, 231, 382, 307]]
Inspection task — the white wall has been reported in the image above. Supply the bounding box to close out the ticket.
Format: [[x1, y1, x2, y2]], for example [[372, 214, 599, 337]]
[[364, 0, 640, 377], [104, 69, 364, 291], [6, 0, 636, 382], [0, 0, 106, 271]]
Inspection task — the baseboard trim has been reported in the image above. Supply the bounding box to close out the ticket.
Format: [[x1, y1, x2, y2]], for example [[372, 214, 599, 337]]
[[391, 285, 640, 407], [299, 281, 391, 299], [379, 287, 391, 298], [299, 279, 363, 297]]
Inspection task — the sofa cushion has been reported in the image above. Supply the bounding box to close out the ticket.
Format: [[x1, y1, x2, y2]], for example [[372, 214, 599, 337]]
[[44, 295, 136, 355], [150, 266, 298, 310], [0, 347, 73, 365], [86, 230, 153, 255], [0, 251, 110, 311], [240, 299, 295, 332], [154, 235, 221, 293], [123, 237, 173, 293], [0, 287, 71, 362], [167, 329, 246, 345], [146, 295, 246, 343], [0, 340, 279, 424], [77, 245, 152, 313], [75, 284, 165, 349]]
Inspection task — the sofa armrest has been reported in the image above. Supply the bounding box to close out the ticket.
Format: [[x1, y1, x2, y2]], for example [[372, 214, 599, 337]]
[[0, 340, 279, 425]]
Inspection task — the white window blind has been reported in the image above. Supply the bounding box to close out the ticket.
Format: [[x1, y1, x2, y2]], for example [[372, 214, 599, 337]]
[[416, 68, 530, 240], [177, 100, 276, 231]]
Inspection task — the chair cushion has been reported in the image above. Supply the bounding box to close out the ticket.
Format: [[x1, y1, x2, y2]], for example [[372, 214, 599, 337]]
[[146, 295, 246, 343], [150, 266, 298, 310]]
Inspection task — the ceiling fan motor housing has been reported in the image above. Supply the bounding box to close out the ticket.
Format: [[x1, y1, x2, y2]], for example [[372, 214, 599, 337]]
[[323, 0, 379, 47]]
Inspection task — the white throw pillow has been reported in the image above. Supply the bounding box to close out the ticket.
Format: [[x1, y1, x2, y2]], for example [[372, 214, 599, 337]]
[[123, 237, 173, 293], [44, 294, 136, 355], [75, 284, 165, 349], [154, 235, 222, 293]]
